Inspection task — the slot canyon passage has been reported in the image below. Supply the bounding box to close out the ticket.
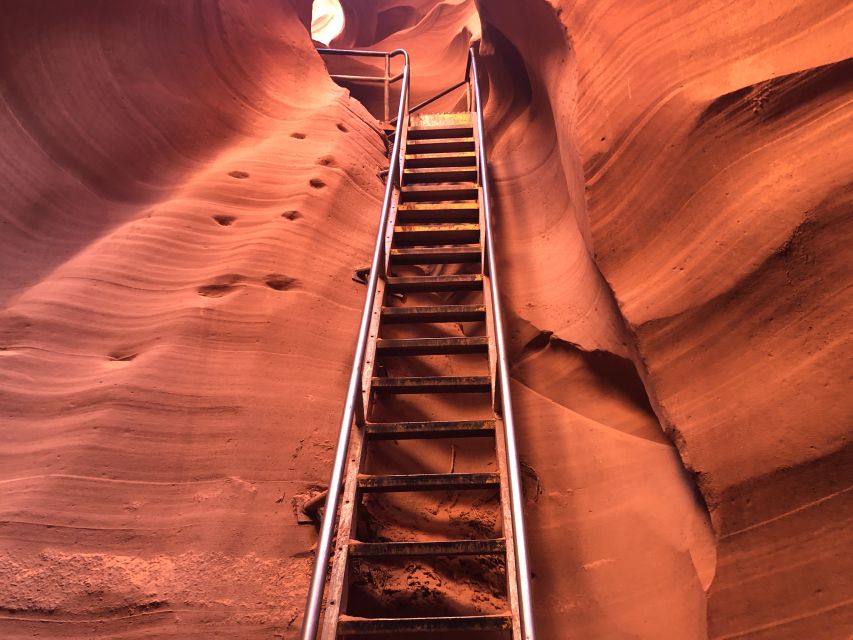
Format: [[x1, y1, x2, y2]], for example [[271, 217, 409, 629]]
[[0, 0, 850, 638]]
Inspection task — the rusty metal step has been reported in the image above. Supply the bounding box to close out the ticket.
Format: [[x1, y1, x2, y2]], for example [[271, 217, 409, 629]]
[[338, 613, 512, 635], [396, 202, 479, 224], [349, 538, 505, 558], [404, 151, 477, 168], [365, 419, 496, 440], [376, 336, 488, 356], [406, 137, 475, 154], [400, 183, 478, 202], [386, 274, 483, 293], [390, 245, 481, 265], [357, 472, 500, 492], [403, 167, 478, 183], [371, 375, 491, 393], [393, 223, 479, 246], [380, 304, 486, 324]]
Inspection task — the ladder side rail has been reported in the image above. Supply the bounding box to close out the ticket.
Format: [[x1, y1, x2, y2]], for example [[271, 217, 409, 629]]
[[470, 46, 538, 640], [300, 47, 411, 640]]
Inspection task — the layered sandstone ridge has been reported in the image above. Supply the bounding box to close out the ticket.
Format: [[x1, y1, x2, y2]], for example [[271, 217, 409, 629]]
[[474, 0, 852, 638], [1, 2, 388, 637]]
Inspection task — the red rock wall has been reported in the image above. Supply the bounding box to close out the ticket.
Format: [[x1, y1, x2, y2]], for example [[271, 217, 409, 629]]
[[1, 0, 849, 638], [475, 0, 852, 638], [0, 1, 388, 637]]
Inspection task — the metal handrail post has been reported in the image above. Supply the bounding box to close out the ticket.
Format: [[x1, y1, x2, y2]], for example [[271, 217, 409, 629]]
[[383, 54, 390, 122], [470, 47, 537, 640], [300, 48, 410, 640]]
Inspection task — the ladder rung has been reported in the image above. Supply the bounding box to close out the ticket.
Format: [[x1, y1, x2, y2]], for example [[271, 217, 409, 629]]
[[371, 375, 491, 393], [407, 124, 474, 140], [396, 202, 479, 224], [400, 183, 478, 202], [406, 137, 475, 154], [380, 304, 486, 323], [403, 167, 478, 183], [390, 246, 481, 265], [338, 614, 512, 635], [349, 538, 505, 558], [386, 274, 483, 293], [376, 336, 488, 356], [398, 202, 479, 212], [393, 223, 480, 245], [357, 472, 500, 492], [365, 419, 496, 440], [404, 151, 477, 168]]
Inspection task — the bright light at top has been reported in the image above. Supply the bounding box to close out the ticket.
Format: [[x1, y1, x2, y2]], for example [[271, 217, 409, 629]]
[[311, 0, 345, 46]]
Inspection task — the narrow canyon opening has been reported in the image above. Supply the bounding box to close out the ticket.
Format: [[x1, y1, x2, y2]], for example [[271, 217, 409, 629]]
[[311, 0, 345, 46]]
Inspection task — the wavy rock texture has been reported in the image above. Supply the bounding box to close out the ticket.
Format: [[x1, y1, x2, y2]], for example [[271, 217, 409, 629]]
[[475, 0, 852, 638], [0, 1, 388, 637], [1, 0, 850, 639]]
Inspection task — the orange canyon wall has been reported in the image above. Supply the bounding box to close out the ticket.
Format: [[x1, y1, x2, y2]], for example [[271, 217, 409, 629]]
[[474, 1, 852, 638], [0, 1, 850, 639], [1, 1, 387, 637]]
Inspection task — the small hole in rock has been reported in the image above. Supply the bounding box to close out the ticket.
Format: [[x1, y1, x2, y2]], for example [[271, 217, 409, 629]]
[[107, 351, 137, 362], [336, 123, 349, 133], [309, 178, 326, 189], [291, 132, 306, 139], [197, 274, 245, 297], [317, 156, 335, 166], [213, 215, 236, 226], [228, 170, 250, 179], [282, 210, 302, 220], [265, 274, 298, 291], [198, 283, 235, 297]]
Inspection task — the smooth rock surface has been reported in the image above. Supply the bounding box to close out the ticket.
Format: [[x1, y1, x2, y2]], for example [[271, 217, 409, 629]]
[[1, 0, 850, 638], [0, 1, 386, 637]]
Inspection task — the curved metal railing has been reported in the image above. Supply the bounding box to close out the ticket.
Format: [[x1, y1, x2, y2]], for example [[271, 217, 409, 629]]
[[301, 46, 410, 640], [318, 47, 405, 123]]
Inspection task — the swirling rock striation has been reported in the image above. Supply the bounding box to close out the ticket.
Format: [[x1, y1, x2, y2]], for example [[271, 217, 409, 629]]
[[0, 1, 387, 637], [476, 0, 852, 638], [1, 0, 850, 638]]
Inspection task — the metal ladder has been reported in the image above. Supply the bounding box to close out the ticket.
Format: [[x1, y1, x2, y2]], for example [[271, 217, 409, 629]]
[[303, 47, 536, 640]]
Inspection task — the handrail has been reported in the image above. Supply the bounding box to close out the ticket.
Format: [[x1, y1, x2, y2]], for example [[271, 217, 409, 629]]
[[469, 45, 537, 640], [319, 47, 406, 122], [316, 47, 391, 58], [300, 46, 410, 640], [391, 50, 474, 124], [329, 72, 402, 84]]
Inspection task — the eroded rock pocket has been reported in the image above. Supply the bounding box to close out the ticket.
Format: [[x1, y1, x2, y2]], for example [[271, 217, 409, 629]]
[[197, 274, 246, 297], [213, 214, 236, 226], [265, 274, 298, 291]]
